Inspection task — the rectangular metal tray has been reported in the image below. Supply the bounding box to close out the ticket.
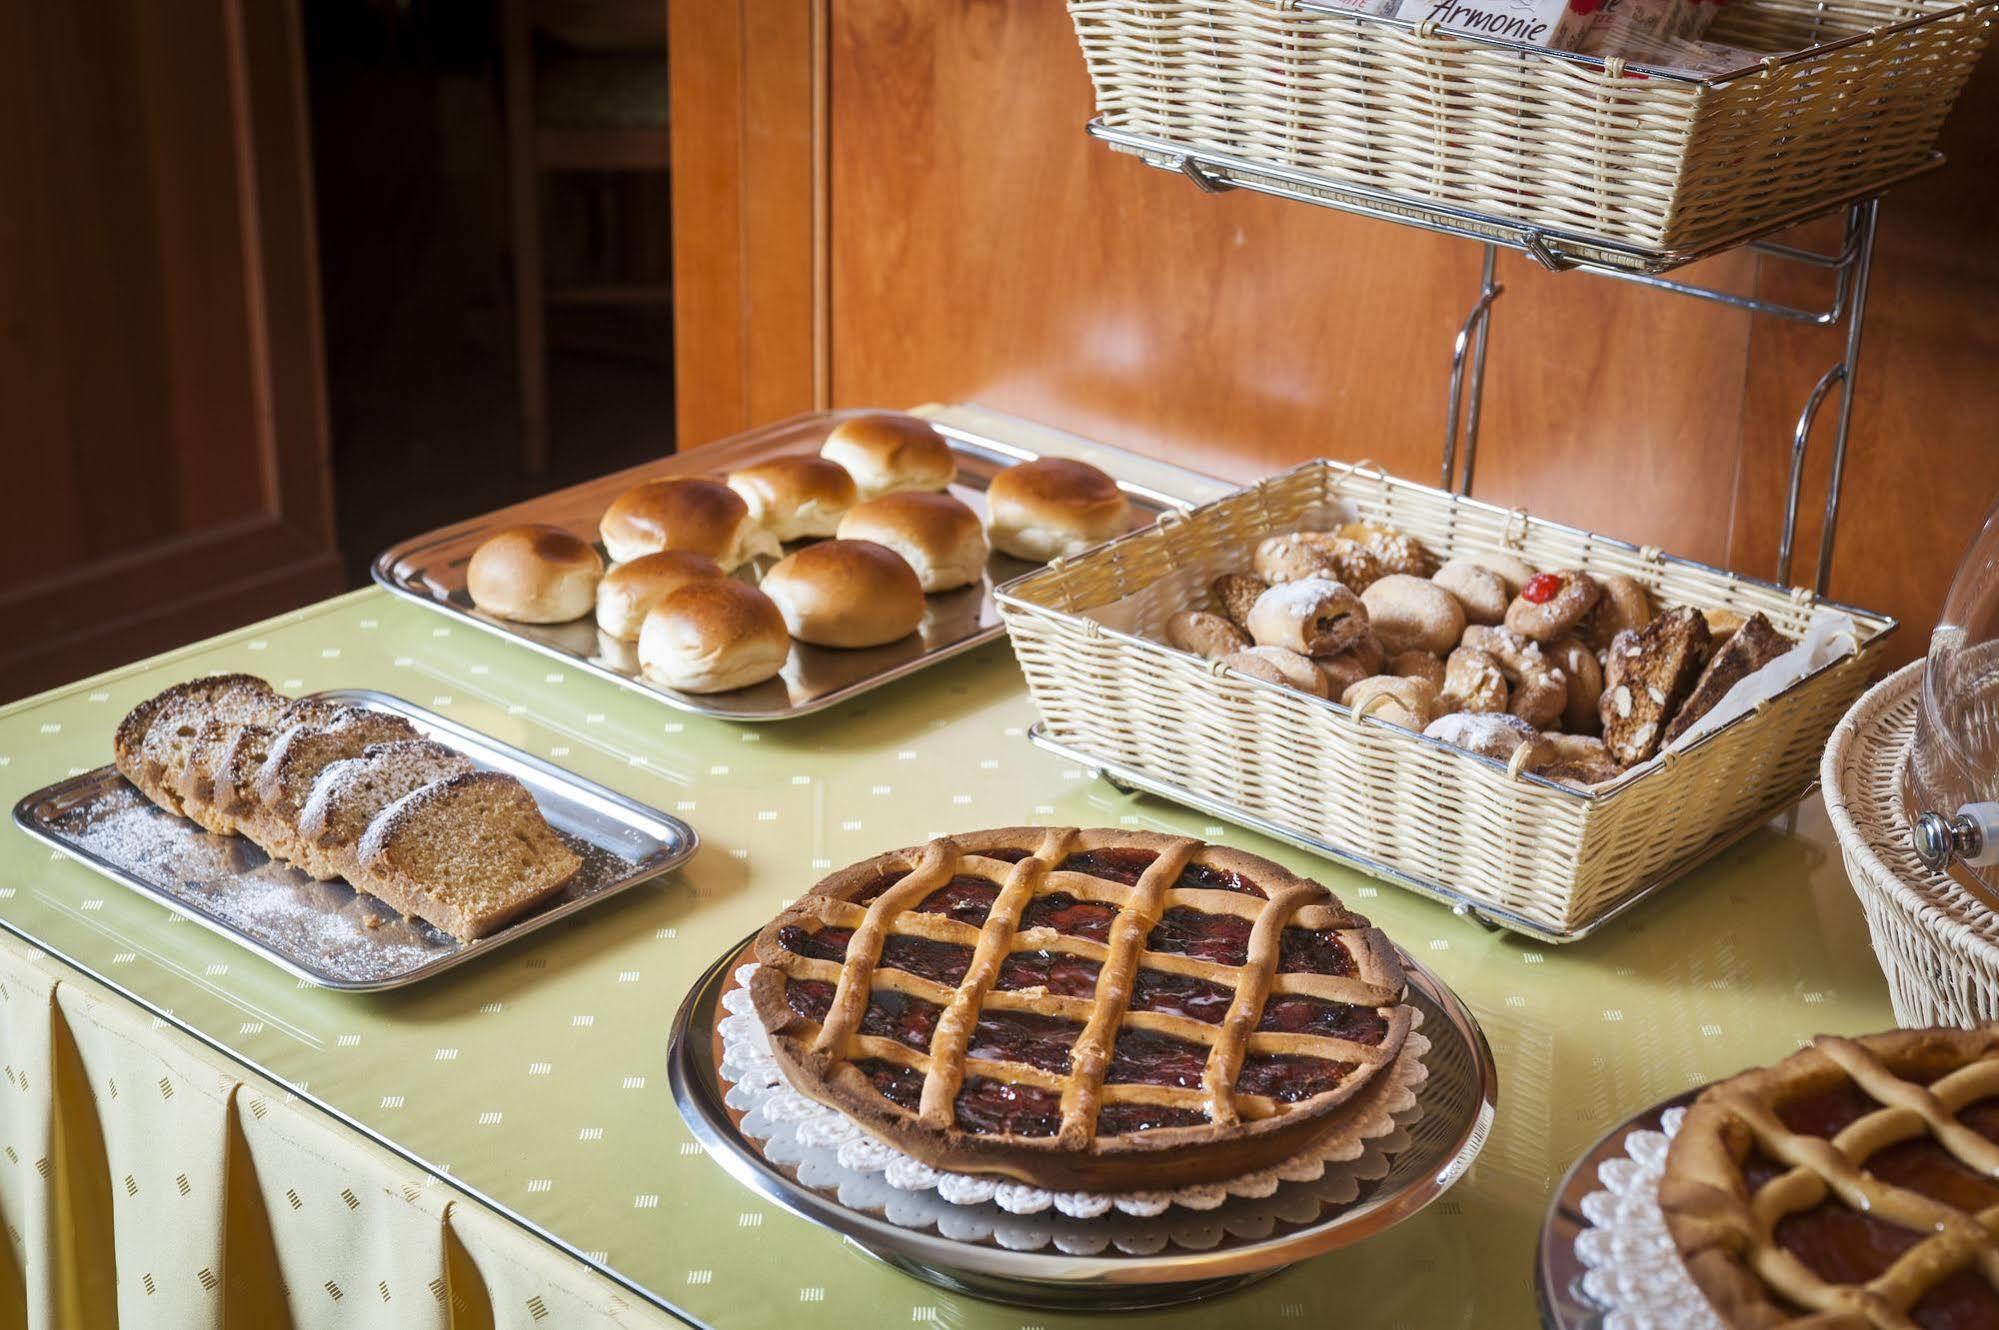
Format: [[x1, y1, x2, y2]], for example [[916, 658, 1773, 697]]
[[370, 410, 1186, 721], [11, 689, 698, 991]]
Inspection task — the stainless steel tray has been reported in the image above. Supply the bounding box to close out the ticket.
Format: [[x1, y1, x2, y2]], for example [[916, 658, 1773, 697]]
[[372, 410, 1186, 722], [1537, 1087, 1703, 1329], [667, 936, 1497, 1310], [11, 689, 697, 991], [1024, 722, 1782, 946]]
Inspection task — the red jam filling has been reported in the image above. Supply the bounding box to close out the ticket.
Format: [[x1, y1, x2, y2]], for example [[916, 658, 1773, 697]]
[[1907, 1268, 1999, 1330], [1174, 861, 1266, 897], [979, 847, 1033, 863], [1277, 926, 1355, 976], [1958, 1096, 1999, 1144], [994, 949, 1102, 997], [1521, 571, 1563, 604], [1772, 1202, 1924, 1288], [1058, 848, 1158, 885], [968, 1010, 1084, 1074], [1096, 1103, 1209, 1135], [1236, 1053, 1356, 1102], [858, 990, 941, 1051], [785, 978, 835, 1023], [1864, 1136, 1999, 1214], [1146, 908, 1252, 966], [1257, 995, 1388, 1043], [777, 925, 852, 962], [1106, 1028, 1209, 1088], [1018, 892, 1120, 943], [954, 1077, 1062, 1137], [1741, 1147, 1790, 1194], [851, 869, 905, 905], [1128, 969, 1236, 1024], [913, 875, 1001, 927], [876, 935, 973, 987], [1777, 1080, 1881, 1139], [854, 1057, 925, 1112]]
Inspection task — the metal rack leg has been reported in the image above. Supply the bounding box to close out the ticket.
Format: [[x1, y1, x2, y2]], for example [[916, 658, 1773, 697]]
[[1441, 244, 1503, 496], [1775, 200, 1878, 594]]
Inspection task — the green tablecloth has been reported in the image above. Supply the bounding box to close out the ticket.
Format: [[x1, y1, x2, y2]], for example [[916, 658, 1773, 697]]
[[0, 584, 1893, 1328]]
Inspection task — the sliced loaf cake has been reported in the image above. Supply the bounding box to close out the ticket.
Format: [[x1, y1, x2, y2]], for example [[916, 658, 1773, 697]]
[[246, 709, 422, 874], [353, 772, 583, 940], [294, 740, 474, 882], [207, 697, 349, 832], [113, 675, 283, 816]]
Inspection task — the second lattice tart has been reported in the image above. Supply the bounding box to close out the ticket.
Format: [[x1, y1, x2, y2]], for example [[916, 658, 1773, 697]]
[[750, 827, 1411, 1191]]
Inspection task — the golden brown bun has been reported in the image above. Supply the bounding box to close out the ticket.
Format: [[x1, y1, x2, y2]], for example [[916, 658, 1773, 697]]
[[727, 455, 859, 542], [594, 550, 725, 641], [985, 457, 1130, 562], [599, 477, 780, 570], [760, 539, 923, 648], [818, 413, 956, 500], [637, 579, 790, 694], [466, 525, 602, 623], [835, 491, 988, 593]]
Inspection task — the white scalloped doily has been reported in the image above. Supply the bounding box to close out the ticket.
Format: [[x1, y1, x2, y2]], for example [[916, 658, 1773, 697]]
[[716, 962, 1430, 1253], [1574, 1107, 1724, 1329]]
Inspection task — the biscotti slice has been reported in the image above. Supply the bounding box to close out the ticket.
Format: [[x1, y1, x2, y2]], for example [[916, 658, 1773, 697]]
[[208, 697, 349, 827], [246, 709, 422, 875], [295, 740, 474, 882], [113, 674, 282, 816], [1599, 606, 1714, 766], [353, 772, 582, 941], [1662, 612, 1790, 745]]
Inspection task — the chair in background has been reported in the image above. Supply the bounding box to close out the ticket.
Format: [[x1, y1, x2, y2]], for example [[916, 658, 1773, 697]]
[[501, 0, 671, 472]]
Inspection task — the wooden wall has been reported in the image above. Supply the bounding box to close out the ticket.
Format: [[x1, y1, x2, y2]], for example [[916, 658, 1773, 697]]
[[816, 1, 1999, 659]]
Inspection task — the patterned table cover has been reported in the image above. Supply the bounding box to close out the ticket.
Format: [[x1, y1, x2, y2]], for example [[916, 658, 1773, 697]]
[[0, 418, 1895, 1329]]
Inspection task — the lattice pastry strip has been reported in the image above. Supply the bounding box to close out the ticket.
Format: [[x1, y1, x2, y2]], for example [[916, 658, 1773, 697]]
[[751, 826, 1411, 1192], [1660, 1024, 1999, 1330]]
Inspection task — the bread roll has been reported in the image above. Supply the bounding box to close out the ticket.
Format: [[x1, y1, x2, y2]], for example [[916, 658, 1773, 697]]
[[466, 525, 602, 623], [600, 477, 780, 570], [759, 540, 924, 648], [836, 491, 987, 593], [985, 457, 1130, 562], [727, 455, 859, 542], [819, 413, 956, 500], [594, 550, 724, 641], [638, 579, 790, 694]]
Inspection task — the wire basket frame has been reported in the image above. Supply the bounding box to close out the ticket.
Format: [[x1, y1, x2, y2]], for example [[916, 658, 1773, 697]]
[[997, 461, 1896, 938]]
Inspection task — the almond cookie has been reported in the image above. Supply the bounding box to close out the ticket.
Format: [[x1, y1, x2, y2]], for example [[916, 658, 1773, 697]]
[[1527, 734, 1624, 787], [1212, 572, 1268, 631], [1341, 675, 1439, 731], [1440, 645, 1509, 714], [1361, 574, 1466, 656], [1662, 612, 1789, 745], [1313, 633, 1385, 700], [1504, 569, 1602, 643], [1580, 572, 1653, 651], [1388, 650, 1446, 690], [1599, 606, 1713, 766], [1222, 646, 1329, 698], [1461, 625, 1568, 730], [1432, 558, 1509, 626], [1252, 532, 1384, 591], [1549, 636, 1603, 736], [1337, 522, 1431, 577], [1247, 578, 1370, 657], [1166, 610, 1250, 660], [1424, 711, 1544, 762]]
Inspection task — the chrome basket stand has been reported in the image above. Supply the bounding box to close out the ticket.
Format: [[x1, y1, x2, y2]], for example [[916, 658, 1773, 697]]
[[1087, 119, 1926, 596]]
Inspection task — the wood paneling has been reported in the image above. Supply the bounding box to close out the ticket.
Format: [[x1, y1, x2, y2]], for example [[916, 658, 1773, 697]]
[[0, 0, 341, 702], [815, 1, 1997, 657], [666, 0, 822, 449]]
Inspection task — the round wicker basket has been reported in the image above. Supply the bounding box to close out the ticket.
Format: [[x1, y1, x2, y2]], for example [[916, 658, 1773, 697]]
[[1823, 658, 1999, 1027]]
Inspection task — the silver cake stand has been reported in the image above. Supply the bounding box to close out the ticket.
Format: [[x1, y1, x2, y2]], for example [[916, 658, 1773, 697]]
[[667, 937, 1498, 1310]]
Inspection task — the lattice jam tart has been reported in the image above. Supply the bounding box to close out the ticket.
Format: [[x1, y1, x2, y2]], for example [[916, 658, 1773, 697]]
[[749, 827, 1411, 1191], [1660, 1025, 1999, 1329]]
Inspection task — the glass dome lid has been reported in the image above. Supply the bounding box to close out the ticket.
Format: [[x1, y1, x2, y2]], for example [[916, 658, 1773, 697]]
[[1907, 491, 1999, 895]]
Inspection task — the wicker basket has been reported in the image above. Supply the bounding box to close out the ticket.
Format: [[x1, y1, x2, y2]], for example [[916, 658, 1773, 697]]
[[1069, 0, 1995, 254], [1824, 658, 1999, 1027], [997, 461, 1896, 938]]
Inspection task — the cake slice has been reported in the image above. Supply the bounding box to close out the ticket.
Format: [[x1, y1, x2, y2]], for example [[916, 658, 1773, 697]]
[[353, 772, 582, 941], [245, 709, 422, 874], [113, 674, 283, 816], [294, 740, 475, 882]]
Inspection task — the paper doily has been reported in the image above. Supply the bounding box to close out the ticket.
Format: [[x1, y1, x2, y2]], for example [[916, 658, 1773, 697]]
[[716, 962, 1431, 1253], [1573, 1106, 1724, 1329]]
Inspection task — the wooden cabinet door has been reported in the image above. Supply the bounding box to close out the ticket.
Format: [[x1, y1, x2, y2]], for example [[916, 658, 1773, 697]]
[[0, 0, 341, 701]]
